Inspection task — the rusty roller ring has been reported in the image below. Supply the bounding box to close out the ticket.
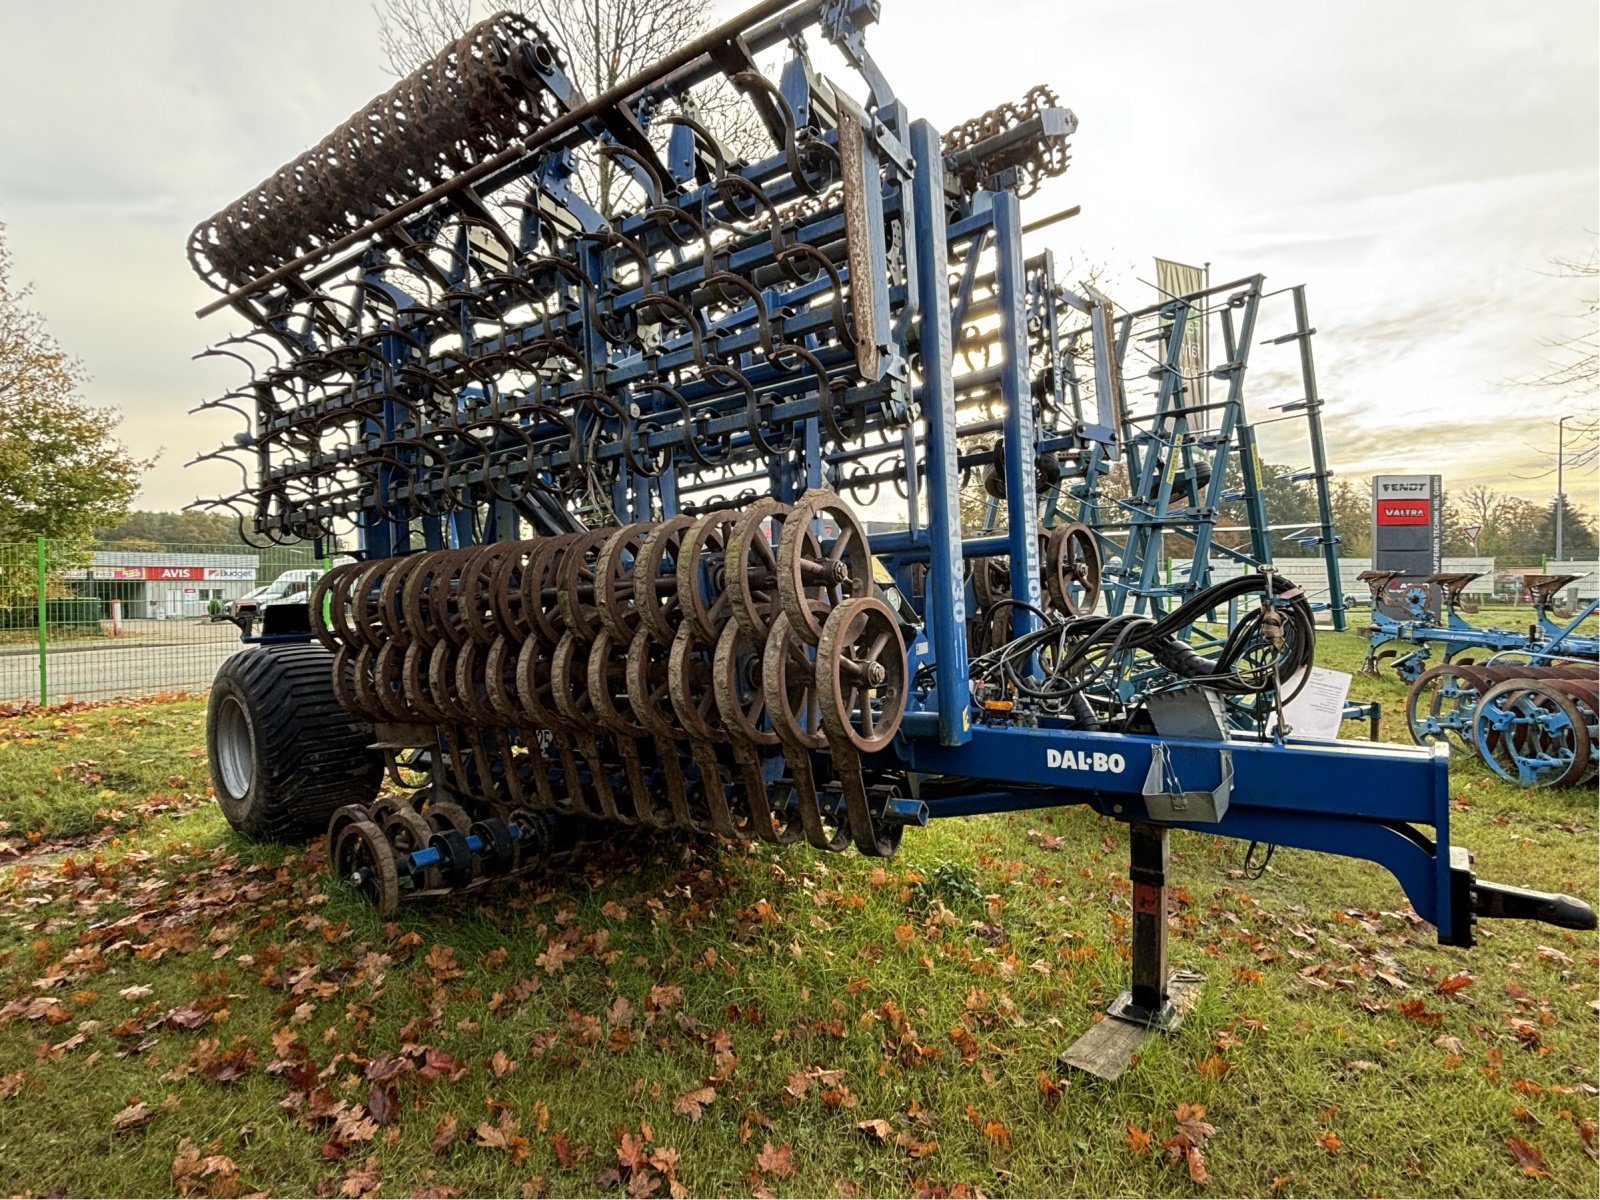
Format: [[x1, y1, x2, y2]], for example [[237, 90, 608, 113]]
[[667, 625, 725, 743], [712, 621, 779, 747], [1045, 522, 1102, 617], [555, 527, 615, 641], [522, 533, 581, 646], [595, 521, 657, 643], [762, 610, 826, 751], [776, 489, 873, 646], [678, 509, 740, 645], [635, 515, 695, 645]]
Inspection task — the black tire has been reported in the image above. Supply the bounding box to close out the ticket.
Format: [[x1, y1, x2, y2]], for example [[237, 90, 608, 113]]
[[207, 643, 382, 841]]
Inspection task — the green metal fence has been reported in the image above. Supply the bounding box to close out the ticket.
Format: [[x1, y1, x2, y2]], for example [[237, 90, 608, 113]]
[[0, 539, 330, 708]]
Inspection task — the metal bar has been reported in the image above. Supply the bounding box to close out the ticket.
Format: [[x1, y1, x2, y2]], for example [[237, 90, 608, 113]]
[[993, 191, 1041, 637], [1292, 286, 1347, 631], [1021, 204, 1081, 234], [1128, 823, 1170, 1014], [909, 118, 970, 746], [35, 535, 47, 707]]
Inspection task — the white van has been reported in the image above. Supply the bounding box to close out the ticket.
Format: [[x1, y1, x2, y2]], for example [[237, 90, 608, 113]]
[[233, 559, 353, 620]]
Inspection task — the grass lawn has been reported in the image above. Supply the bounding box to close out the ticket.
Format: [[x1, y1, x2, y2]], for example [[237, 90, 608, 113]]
[[0, 631, 1595, 1198]]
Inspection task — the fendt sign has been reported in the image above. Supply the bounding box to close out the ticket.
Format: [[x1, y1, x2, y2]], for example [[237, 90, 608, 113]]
[[1371, 474, 1442, 617]]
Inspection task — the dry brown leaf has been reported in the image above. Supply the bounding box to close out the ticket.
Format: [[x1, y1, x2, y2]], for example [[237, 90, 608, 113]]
[[983, 1119, 1012, 1152], [755, 1140, 795, 1178], [1174, 1103, 1216, 1146], [672, 1086, 716, 1123], [1505, 1136, 1551, 1177], [339, 1157, 381, 1198], [113, 1100, 155, 1134], [431, 1113, 460, 1155], [856, 1118, 893, 1142], [1196, 1054, 1233, 1080], [488, 1049, 516, 1078], [1185, 1144, 1209, 1185]]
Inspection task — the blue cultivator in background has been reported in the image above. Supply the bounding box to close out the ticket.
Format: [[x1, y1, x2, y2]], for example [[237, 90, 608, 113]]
[[185, 0, 1593, 1073], [1363, 569, 1598, 681]]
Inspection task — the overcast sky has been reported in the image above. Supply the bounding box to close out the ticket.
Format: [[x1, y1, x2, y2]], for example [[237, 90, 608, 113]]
[[0, 0, 1595, 515]]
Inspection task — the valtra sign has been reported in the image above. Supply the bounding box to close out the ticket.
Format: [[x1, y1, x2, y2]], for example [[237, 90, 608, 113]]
[[1376, 500, 1431, 526]]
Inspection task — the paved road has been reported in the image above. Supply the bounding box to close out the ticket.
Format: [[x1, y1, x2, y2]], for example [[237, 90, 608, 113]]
[[1, 622, 244, 706]]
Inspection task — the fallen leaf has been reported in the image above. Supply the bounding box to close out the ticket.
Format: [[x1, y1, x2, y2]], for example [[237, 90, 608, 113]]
[[431, 1114, 460, 1155], [340, 1157, 382, 1198], [1185, 1144, 1209, 1185], [1174, 1103, 1216, 1146], [1037, 1071, 1062, 1112], [857, 1119, 893, 1142], [755, 1141, 794, 1178], [983, 1120, 1012, 1152], [1316, 1131, 1341, 1154], [1397, 998, 1441, 1025], [366, 1084, 398, 1128], [672, 1087, 716, 1123], [1505, 1136, 1551, 1178], [488, 1049, 516, 1079], [1196, 1054, 1233, 1080], [113, 1100, 155, 1134], [607, 996, 635, 1029], [1125, 1125, 1152, 1155], [1436, 972, 1475, 995]]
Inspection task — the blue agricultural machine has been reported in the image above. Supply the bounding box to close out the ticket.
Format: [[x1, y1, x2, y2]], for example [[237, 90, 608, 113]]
[[187, 0, 1592, 1056], [1363, 568, 1598, 681]]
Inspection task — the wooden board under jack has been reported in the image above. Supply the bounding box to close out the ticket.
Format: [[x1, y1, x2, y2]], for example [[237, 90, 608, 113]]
[[1059, 971, 1205, 1082]]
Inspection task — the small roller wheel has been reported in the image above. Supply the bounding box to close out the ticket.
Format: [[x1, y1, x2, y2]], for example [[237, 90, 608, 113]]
[[729, 500, 815, 642], [713, 621, 778, 745], [677, 509, 738, 644], [382, 808, 440, 890], [333, 819, 400, 917], [1045, 522, 1101, 616], [596, 522, 654, 642], [1406, 666, 1476, 750], [818, 597, 907, 754], [325, 804, 371, 869]]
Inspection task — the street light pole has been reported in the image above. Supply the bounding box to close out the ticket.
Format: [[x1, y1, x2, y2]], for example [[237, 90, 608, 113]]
[[1556, 414, 1576, 561]]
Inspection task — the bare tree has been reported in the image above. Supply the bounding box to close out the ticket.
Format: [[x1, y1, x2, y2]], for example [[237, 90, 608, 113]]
[[372, 0, 768, 217], [374, 0, 477, 78], [1454, 484, 1509, 532]]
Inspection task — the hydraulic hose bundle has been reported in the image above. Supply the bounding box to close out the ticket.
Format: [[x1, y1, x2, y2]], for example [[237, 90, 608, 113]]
[[969, 572, 1316, 716]]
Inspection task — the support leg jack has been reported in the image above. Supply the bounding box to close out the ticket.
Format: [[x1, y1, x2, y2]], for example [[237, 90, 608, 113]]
[[1060, 823, 1204, 1081]]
